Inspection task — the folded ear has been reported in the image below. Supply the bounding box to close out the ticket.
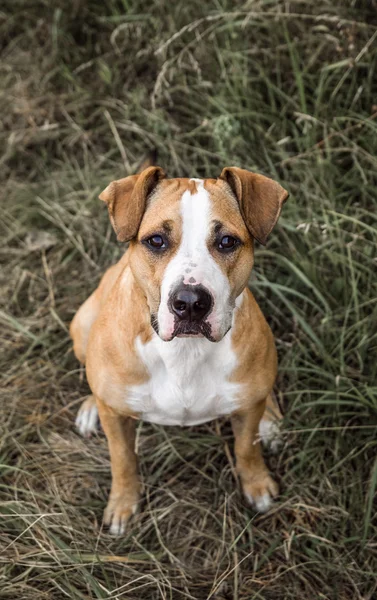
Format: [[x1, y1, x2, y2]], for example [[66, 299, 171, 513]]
[[219, 167, 288, 245], [99, 166, 166, 242]]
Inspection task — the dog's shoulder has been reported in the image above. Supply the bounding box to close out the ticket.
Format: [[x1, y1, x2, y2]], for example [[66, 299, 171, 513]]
[[231, 288, 277, 399]]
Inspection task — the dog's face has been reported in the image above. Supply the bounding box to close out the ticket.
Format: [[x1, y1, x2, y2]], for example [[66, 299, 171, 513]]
[[100, 167, 288, 342]]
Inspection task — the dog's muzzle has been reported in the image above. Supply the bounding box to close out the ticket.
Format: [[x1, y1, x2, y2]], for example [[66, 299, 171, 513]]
[[168, 284, 214, 340]]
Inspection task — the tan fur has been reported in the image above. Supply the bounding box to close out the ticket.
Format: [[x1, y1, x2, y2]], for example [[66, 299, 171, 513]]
[[228, 289, 279, 497], [70, 257, 126, 364], [220, 167, 288, 245], [98, 398, 140, 534], [204, 178, 255, 298], [70, 167, 288, 533], [99, 167, 166, 242]]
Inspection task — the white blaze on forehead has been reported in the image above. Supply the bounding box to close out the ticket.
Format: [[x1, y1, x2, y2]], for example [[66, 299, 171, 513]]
[[157, 179, 231, 340], [180, 179, 213, 283]]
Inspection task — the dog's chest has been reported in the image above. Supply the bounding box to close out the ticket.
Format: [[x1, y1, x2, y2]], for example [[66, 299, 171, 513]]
[[126, 334, 241, 426]]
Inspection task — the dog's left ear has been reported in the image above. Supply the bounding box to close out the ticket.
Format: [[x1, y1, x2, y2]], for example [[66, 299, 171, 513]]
[[99, 166, 166, 242], [220, 167, 288, 245]]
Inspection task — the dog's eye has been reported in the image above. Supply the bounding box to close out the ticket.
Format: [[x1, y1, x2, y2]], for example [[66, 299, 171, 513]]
[[146, 235, 166, 250], [217, 235, 239, 252]]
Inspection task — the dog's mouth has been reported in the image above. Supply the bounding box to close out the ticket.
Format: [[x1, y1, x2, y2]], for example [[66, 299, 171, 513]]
[[151, 314, 215, 342], [173, 320, 215, 341]]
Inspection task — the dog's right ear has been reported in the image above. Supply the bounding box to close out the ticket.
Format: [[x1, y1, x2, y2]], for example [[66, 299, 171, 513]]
[[99, 166, 166, 242]]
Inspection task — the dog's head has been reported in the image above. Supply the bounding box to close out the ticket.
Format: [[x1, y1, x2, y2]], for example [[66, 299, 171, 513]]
[[100, 166, 288, 342]]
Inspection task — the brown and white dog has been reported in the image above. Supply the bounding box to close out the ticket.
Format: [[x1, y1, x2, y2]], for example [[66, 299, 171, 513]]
[[70, 165, 288, 535]]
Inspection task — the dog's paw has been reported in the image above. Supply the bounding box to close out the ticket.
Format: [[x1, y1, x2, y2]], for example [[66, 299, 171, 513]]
[[103, 495, 138, 536], [75, 396, 99, 438], [258, 418, 282, 453], [243, 473, 279, 513]]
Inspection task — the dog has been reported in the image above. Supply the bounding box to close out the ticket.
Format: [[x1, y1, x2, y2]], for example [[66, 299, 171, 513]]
[[70, 163, 288, 535]]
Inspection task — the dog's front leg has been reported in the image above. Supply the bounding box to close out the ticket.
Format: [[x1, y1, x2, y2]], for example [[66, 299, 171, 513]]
[[231, 400, 278, 513], [97, 399, 140, 535]]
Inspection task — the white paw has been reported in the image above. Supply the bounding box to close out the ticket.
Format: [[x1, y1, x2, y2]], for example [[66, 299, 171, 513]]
[[75, 397, 99, 438], [109, 520, 125, 536], [104, 499, 138, 536], [258, 418, 282, 453], [245, 491, 273, 513], [243, 473, 278, 513]]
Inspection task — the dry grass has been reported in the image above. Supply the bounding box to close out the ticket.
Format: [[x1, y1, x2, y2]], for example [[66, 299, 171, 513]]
[[1, 1, 377, 598]]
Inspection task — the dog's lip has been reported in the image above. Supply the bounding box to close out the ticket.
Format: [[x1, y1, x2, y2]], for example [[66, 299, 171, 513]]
[[175, 331, 204, 338], [171, 320, 216, 342]]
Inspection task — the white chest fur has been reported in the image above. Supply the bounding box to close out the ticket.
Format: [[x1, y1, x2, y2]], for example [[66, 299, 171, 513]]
[[126, 333, 242, 426]]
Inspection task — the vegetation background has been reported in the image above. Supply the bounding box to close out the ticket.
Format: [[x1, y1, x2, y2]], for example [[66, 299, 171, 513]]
[[1, 1, 377, 598]]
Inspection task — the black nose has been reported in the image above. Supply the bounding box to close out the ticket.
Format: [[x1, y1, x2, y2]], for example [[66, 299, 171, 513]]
[[171, 285, 212, 322]]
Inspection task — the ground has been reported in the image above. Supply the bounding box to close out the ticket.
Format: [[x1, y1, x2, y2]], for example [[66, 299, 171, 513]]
[[1, 1, 377, 599]]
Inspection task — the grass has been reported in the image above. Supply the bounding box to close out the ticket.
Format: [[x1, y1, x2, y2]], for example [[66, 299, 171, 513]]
[[1, 0, 377, 598]]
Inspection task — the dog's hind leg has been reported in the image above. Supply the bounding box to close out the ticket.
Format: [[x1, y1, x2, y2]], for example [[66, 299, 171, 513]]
[[70, 262, 123, 437], [70, 291, 100, 365], [258, 393, 283, 453], [75, 395, 99, 437], [70, 293, 101, 436], [70, 293, 101, 437]]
